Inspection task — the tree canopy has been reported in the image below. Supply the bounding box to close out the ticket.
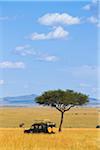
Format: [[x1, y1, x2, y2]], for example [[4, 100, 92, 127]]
[[35, 89, 89, 131], [35, 89, 89, 108]]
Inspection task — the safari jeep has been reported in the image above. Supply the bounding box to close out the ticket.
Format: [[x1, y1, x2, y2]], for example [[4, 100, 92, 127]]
[[24, 120, 56, 134]]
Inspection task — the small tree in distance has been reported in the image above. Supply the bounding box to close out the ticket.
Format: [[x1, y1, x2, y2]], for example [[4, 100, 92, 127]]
[[35, 89, 89, 132]]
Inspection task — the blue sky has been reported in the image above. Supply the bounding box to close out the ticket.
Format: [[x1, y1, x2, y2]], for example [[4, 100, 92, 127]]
[[0, 0, 99, 98]]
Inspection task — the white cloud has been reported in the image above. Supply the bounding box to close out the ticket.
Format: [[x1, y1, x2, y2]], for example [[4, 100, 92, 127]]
[[14, 45, 36, 56], [82, 0, 98, 11], [83, 4, 91, 10], [0, 61, 25, 69], [29, 26, 69, 40], [37, 54, 58, 62], [87, 16, 99, 27], [13, 45, 59, 62], [88, 16, 98, 24], [0, 15, 23, 21], [82, 1, 99, 27], [38, 13, 80, 26], [15, 45, 30, 51], [0, 80, 4, 85]]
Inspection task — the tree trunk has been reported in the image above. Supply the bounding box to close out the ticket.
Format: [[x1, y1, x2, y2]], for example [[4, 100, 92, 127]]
[[59, 111, 64, 132]]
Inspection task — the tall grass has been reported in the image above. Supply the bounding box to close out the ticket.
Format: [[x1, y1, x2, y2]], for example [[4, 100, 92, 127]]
[[0, 128, 99, 150]]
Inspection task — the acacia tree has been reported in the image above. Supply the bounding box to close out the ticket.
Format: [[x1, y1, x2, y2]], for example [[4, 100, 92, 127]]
[[35, 89, 89, 132]]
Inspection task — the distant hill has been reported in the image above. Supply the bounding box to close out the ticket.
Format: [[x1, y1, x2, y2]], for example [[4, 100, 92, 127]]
[[0, 94, 37, 107], [87, 98, 100, 107], [0, 94, 100, 107]]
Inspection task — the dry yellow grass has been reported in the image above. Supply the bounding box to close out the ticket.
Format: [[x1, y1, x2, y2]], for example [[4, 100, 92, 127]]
[[0, 107, 99, 150], [0, 128, 99, 150], [0, 107, 99, 128]]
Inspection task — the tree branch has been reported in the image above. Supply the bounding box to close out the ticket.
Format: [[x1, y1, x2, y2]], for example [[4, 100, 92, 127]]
[[55, 104, 63, 112], [55, 106, 62, 112], [64, 105, 75, 112]]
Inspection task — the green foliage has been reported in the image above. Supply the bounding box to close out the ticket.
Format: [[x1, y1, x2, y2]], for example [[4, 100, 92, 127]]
[[35, 89, 89, 107]]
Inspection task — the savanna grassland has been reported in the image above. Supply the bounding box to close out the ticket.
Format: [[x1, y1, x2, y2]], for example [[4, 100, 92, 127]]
[[0, 107, 99, 128], [0, 128, 99, 150], [0, 107, 100, 150]]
